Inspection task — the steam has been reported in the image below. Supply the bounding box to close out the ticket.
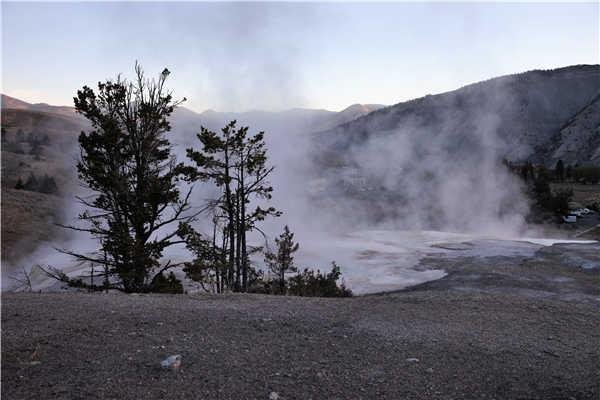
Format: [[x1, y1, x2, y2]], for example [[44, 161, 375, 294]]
[[306, 86, 531, 237], [1, 81, 535, 292]]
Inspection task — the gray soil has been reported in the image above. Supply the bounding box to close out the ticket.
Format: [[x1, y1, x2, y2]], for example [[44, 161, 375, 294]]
[[2, 243, 600, 400]]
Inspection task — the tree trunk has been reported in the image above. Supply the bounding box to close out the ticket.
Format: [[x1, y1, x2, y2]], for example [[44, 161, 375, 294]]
[[221, 226, 228, 292], [223, 147, 236, 291], [240, 168, 248, 292], [235, 189, 242, 291], [212, 221, 220, 294], [279, 268, 285, 294]]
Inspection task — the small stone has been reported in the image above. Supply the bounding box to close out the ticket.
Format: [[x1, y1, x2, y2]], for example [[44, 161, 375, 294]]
[[406, 358, 420, 363], [269, 391, 279, 400], [161, 354, 182, 370]]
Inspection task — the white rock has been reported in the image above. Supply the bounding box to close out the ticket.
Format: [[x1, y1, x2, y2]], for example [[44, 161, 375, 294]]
[[161, 354, 182, 370], [269, 391, 279, 400]]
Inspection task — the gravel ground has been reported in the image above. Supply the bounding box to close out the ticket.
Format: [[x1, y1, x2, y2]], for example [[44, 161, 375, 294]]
[[2, 243, 600, 400]]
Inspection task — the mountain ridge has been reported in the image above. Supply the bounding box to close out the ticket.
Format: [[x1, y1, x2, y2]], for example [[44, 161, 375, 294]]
[[1, 93, 384, 122], [315, 64, 600, 167]]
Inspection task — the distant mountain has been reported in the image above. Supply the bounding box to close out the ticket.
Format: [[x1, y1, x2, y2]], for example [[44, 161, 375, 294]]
[[1, 94, 31, 110], [1, 94, 79, 117], [172, 103, 385, 139], [1, 93, 384, 143], [316, 65, 600, 167]]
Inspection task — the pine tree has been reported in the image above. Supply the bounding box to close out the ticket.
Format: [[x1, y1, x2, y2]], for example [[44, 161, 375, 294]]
[[23, 173, 38, 191], [185, 121, 239, 290], [185, 121, 279, 292], [30, 141, 43, 159], [555, 159, 565, 182], [60, 64, 196, 293], [14, 177, 24, 190], [265, 225, 299, 293], [39, 175, 58, 194], [233, 126, 280, 291], [16, 129, 25, 142]]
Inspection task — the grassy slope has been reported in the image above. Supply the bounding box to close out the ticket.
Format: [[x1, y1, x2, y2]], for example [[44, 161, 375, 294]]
[[1, 107, 81, 264]]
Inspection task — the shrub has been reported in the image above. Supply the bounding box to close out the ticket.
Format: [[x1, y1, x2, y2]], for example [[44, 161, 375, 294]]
[[532, 173, 573, 215], [23, 173, 38, 191], [38, 175, 58, 194], [287, 262, 352, 297], [572, 166, 600, 184], [15, 173, 59, 194], [14, 177, 25, 190], [546, 188, 573, 216], [150, 272, 184, 294]]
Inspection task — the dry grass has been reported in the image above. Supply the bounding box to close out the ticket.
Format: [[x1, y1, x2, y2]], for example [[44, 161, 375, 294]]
[[0, 188, 66, 262]]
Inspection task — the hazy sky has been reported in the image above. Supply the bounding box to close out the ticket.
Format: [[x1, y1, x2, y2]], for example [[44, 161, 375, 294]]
[[2, 2, 598, 112]]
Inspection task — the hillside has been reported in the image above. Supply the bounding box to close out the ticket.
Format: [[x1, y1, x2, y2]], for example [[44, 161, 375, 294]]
[[1, 101, 89, 264], [547, 93, 600, 165], [1, 94, 80, 118], [316, 65, 600, 166], [309, 65, 600, 230]]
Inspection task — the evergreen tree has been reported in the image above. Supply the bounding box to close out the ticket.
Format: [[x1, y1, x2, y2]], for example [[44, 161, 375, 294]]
[[30, 141, 43, 159], [565, 165, 573, 181], [26, 131, 36, 143], [555, 159, 565, 182], [23, 173, 38, 191], [179, 213, 228, 293], [14, 177, 24, 190], [39, 175, 58, 194], [233, 126, 281, 291], [185, 121, 239, 290], [185, 120, 279, 292], [265, 225, 299, 293], [61, 64, 195, 293]]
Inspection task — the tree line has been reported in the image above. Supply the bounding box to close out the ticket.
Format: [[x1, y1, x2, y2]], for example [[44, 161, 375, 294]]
[[503, 159, 600, 216], [14, 173, 58, 194], [43, 64, 350, 297], [2, 128, 50, 158]]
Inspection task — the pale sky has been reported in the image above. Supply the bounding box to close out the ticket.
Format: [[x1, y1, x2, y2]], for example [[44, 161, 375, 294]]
[[2, 1, 598, 112]]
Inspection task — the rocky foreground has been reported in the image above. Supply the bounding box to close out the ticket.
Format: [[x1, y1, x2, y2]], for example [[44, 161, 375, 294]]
[[2, 242, 600, 400]]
